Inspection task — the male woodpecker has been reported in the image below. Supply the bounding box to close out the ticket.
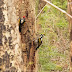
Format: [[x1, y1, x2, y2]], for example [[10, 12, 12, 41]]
[[36, 34, 44, 50], [19, 16, 25, 32]]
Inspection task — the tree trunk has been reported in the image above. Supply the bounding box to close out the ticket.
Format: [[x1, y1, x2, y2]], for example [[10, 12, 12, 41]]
[[67, 0, 72, 72], [0, 0, 23, 72], [17, 0, 37, 72], [0, 0, 37, 72]]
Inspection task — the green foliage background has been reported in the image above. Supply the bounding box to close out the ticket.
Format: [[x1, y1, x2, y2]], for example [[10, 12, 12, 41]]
[[36, 0, 70, 72]]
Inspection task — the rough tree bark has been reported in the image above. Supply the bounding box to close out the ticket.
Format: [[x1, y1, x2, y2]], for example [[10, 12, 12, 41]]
[[67, 0, 72, 72], [17, 0, 37, 72], [0, 0, 23, 72], [0, 0, 37, 72]]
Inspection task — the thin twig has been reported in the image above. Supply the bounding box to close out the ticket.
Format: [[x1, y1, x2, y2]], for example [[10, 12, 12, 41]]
[[36, 4, 47, 19], [43, 0, 72, 18]]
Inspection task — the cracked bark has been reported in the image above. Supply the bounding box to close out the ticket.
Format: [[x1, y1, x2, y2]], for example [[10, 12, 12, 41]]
[[0, 0, 23, 72], [0, 0, 37, 72], [17, 0, 37, 72], [67, 0, 72, 72]]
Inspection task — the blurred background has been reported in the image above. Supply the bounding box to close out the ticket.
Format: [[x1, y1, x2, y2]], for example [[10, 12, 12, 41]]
[[35, 0, 70, 72]]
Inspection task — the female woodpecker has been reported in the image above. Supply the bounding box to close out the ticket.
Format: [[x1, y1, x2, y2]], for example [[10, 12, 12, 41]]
[[36, 34, 44, 50], [19, 16, 25, 32]]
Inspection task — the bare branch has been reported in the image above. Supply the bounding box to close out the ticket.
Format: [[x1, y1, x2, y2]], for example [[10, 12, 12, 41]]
[[43, 0, 72, 18], [36, 4, 46, 19]]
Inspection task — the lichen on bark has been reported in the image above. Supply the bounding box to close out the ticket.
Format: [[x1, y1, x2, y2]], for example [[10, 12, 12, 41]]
[[0, 0, 23, 71]]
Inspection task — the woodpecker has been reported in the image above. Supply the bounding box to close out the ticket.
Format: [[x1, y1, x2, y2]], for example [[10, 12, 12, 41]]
[[36, 34, 44, 50], [19, 16, 25, 32]]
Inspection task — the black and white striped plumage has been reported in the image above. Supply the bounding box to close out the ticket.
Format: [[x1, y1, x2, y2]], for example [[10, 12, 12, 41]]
[[36, 34, 44, 50]]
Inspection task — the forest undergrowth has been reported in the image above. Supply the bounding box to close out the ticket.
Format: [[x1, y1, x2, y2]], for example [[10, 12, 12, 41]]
[[36, 0, 70, 72]]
